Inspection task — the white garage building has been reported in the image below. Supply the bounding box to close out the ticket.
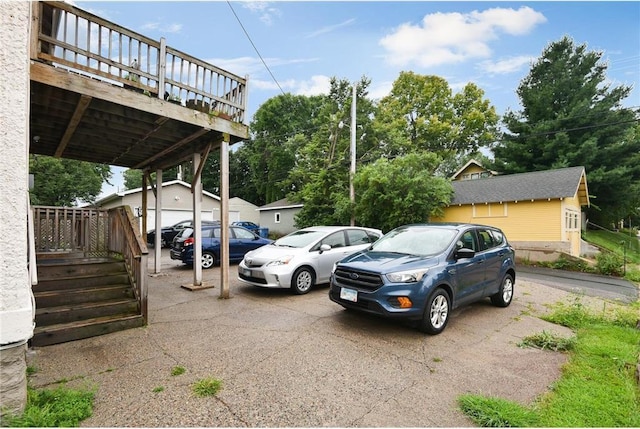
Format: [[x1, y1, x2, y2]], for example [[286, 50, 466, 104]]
[[94, 180, 260, 231]]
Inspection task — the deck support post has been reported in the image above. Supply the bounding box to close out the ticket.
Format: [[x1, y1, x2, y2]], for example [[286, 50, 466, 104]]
[[220, 134, 230, 298]]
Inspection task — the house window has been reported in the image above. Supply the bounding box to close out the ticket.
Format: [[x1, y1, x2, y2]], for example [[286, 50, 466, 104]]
[[565, 210, 580, 231], [472, 203, 507, 218], [275, 212, 281, 224]]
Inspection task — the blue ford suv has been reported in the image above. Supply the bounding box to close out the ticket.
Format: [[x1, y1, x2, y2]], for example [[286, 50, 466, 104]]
[[329, 223, 516, 334]]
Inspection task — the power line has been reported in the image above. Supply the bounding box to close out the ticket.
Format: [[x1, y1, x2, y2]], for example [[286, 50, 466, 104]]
[[226, 1, 286, 96]]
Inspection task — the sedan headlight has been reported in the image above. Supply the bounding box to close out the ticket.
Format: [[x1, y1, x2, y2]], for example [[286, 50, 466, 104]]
[[266, 255, 294, 266], [386, 269, 429, 283]]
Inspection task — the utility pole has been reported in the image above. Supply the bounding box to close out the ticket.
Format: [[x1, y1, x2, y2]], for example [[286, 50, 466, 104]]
[[349, 84, 356, 226]]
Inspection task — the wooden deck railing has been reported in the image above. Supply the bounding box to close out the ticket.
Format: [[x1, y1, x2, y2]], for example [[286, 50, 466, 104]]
[[32, 206, 110, 255], [109, 206, 148, 322], [32, 1, 247, 123]]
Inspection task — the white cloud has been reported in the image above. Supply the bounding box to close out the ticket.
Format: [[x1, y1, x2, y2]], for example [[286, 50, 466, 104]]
[[294, 75, 331, 96], [305, 18, 356, 38], [206, 56, 319, 78], [242, 1, 281, 26], [140, 21, 181, 34], [478, 56, 534, 75], [250, 75, 331, 97], [379, 6, 546, 68]]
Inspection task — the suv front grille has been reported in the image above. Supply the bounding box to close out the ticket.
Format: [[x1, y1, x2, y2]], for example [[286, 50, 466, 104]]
[[334, 268, 383, 292]]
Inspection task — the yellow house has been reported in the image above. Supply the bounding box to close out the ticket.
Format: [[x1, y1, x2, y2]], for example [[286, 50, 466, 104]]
[[434, 164, 590, 260]]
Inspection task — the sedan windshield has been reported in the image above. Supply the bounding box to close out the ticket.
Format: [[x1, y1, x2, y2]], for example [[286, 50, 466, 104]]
[[371, 226, 457, 256], [274, 230, 327, 248]]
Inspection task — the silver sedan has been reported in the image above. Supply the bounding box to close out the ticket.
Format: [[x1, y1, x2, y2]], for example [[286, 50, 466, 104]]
[[238, 226, 382, 294]]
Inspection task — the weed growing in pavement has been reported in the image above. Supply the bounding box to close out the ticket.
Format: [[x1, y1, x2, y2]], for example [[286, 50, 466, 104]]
[[458, 296, 640, 427], [171, 366, 186, 376], [518, 330, 576, 352], [152, 386, 165, 393], [192, 377, 223, 397]]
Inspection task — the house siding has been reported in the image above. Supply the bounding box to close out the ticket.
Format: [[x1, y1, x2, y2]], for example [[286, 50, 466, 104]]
[[435, 198, 585, 259], [0, 0, 31, 416], [259, 208, 301, 236]]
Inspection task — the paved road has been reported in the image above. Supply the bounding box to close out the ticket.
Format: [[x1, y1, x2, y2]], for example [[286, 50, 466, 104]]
[[518, 265, 638, 303]]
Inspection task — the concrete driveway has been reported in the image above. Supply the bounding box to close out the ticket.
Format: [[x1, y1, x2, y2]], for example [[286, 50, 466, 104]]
[[27, 253, 622, 427]]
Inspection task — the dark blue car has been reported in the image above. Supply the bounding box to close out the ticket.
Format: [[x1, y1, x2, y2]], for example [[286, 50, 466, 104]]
[[170, 225, 272, 269], [329, 223, 516, 334]]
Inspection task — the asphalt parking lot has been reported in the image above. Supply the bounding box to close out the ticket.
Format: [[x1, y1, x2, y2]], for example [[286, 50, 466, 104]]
[[27, 251, 628, 427]]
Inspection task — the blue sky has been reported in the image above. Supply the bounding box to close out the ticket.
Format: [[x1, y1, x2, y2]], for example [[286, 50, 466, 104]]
[[82, 1, 640, 198]]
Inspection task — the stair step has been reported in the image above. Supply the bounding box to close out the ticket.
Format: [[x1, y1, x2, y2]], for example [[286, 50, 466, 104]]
[[35, 298, 139, 326], [37, 260, 127, 280], [34, 284, 134, 307], [31, 315, 145, 347], [33, 272, 130, 292]]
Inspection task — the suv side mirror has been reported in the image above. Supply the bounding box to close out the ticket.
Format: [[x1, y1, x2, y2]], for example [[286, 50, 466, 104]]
[[455, 248, 475, 259]]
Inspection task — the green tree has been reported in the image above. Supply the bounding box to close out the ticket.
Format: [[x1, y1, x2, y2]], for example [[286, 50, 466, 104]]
[[291, 76, 377, 227], [245, 93, 325, 206], [29, 155, 111, 206], [372, 71, 499, 161], [353, 152, 453, 232], [123, 164, 189, 190], [492, 36, 640, 226]]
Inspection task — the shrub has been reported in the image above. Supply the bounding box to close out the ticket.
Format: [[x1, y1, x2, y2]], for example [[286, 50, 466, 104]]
[[595, 251, 624, 276]]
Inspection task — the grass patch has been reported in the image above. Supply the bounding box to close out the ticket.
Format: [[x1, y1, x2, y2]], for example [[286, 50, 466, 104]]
[[458, 297, 640, 427], [1, 385, 94, 427], [152, 386, 165, 393], [171, 366, 185, 376], [192, 377, 223, 397], [518, 330, 576, 352], [458, 394, 540, 427]]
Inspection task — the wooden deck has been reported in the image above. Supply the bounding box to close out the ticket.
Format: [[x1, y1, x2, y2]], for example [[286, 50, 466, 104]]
[[29, 1, 249, 171]]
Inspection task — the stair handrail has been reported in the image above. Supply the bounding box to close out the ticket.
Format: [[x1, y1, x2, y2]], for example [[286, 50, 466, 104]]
[[108, 206, 148, 323]]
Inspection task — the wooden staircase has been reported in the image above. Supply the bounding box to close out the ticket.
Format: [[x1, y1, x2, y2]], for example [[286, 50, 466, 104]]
[[32, 254, 145, 346]]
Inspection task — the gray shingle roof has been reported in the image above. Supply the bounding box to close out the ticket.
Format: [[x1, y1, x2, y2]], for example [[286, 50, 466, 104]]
[[450, 166, 587, 205], [257, 198, 303, 211]]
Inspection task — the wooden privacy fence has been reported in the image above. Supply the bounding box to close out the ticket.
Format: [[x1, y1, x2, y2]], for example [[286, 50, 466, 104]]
[[33, 1, 247, 122]]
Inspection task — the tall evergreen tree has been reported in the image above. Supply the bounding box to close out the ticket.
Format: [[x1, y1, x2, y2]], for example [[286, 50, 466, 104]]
[[492, 36, 640, 225]]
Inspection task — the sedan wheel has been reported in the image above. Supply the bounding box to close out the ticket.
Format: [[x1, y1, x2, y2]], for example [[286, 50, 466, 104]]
[[419, 288, 450, 335], [201, 252, 216, 269], [491, 273, 514, 307], [291, 267, 314, 295]]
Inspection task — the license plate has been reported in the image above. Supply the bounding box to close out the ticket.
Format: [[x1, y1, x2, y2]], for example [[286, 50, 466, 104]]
[[340, 287, 357, 302], [240, 267, 251, 277]]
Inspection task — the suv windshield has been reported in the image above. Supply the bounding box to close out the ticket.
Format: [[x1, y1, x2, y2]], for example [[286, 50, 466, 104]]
[[371, 226, 457, 256], [274, 230, 327, 248]]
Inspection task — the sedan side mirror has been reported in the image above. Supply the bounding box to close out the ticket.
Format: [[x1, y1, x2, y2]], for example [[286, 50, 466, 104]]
[[319, 244, 332, 253], [455, 248, 475, 259]]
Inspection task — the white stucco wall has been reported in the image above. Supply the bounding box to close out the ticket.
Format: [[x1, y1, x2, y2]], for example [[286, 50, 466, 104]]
[[0, 1, 33, 417], [0, 1, 33, 345]]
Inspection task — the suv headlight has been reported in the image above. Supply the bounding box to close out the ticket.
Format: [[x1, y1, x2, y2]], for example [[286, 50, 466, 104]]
[[386, 269, 429, 283], [266, 255, 294, 266]]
